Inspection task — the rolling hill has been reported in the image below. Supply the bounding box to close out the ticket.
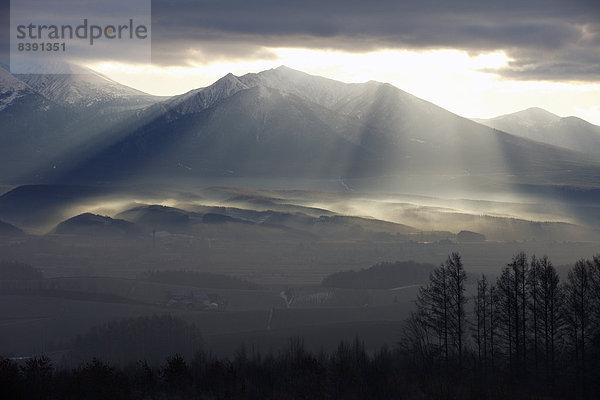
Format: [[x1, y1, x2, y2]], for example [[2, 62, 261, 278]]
[[53, 213, 140, 237]]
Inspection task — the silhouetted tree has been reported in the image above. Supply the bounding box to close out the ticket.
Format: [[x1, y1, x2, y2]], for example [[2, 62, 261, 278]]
[[496, 252, 529, 378], [445, 252, 467, 369], [496, 265, 515, 369], [528, 255, 542, 378], [415, 261, 451, 365], [399, 310, 436, 370], [70, 358, 129, 400], [0, 357, 24, 399], [590, 255, 600, 344], [412, 252, 466, 372], [21, 356, 53, 400], [563, 259, 593, 396], [161, 353, 192, 396], [0, 261, 43, 280], [70, 314, 203, 365], [473, 274, 494, 376], [535, 255, 563, 384]]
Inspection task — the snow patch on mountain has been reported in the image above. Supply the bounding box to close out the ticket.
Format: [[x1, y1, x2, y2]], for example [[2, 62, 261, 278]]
[[167, 73, 250, 114], [474, 107, 600, 155], [0, 67, 34, 111], [161, 65, 421, 123], [239, 65, 370, 110], [16, 64, 160, 109]]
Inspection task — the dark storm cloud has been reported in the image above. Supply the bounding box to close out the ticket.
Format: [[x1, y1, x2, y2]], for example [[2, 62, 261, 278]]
[[488, 43, 600, 81], [1, 0, 598, 81], [0, 0, 9, 66], [1, 0, 152, 68], [150, 0, 600, 81]]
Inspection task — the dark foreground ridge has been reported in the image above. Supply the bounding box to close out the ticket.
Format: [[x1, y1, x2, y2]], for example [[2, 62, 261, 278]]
[[2, 330, 600, 400]]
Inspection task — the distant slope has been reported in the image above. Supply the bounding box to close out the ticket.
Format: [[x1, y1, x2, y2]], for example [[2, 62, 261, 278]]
[[115, 202, 418, 240], [115, 205, 196, 233], [0, 65, 37, 111], [474, 107, 600, 156], [322, 261, 436, 289], [0, 185, 114, 229], [53, 213, 140, 237], [0, 220, 25, 236], [16, 63, 164, 111], [61, 84, 384, 182], [0, 64, 166, 183], [0, 66, 76, 182], [141, 270, 260, 290]]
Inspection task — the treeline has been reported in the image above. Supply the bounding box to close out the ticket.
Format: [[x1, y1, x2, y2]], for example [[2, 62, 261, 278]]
[[0, 261, 42, 280], [140, 270, 260, 290], [70, 315, 203, 365], [0, 261, 130, 302], [1, 340, 417, 400], [322, 260, 435, 289], [402, 252, 600, 399]]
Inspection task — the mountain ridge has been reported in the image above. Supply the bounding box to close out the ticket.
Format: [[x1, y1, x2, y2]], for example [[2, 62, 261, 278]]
[[474, 107, 600, 156], [2, 65, 600, 193], [15, 64, 164, 110], [53, 67, 600, 191], [0, 65, 168, 183]]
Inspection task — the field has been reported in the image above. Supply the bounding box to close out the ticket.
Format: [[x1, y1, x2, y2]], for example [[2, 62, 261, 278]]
[[0, 273, 417, 359]]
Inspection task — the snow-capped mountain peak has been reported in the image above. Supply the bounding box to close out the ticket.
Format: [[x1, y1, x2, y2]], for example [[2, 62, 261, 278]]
[[15, 63, 161, 109], [166, 72, 249, 114], [501, 107, 561, 125], [473, 107, 600, 155], [0, 66, 35, 111], [237, 65, 364, 110]]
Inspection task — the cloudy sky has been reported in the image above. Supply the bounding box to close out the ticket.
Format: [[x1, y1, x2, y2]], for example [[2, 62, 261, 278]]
[[2, 0, 600, 123]]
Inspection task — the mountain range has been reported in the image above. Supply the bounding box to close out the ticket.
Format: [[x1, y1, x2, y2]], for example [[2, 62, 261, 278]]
[[474, 107, 600, 156], [1, 64, 599, 195]]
